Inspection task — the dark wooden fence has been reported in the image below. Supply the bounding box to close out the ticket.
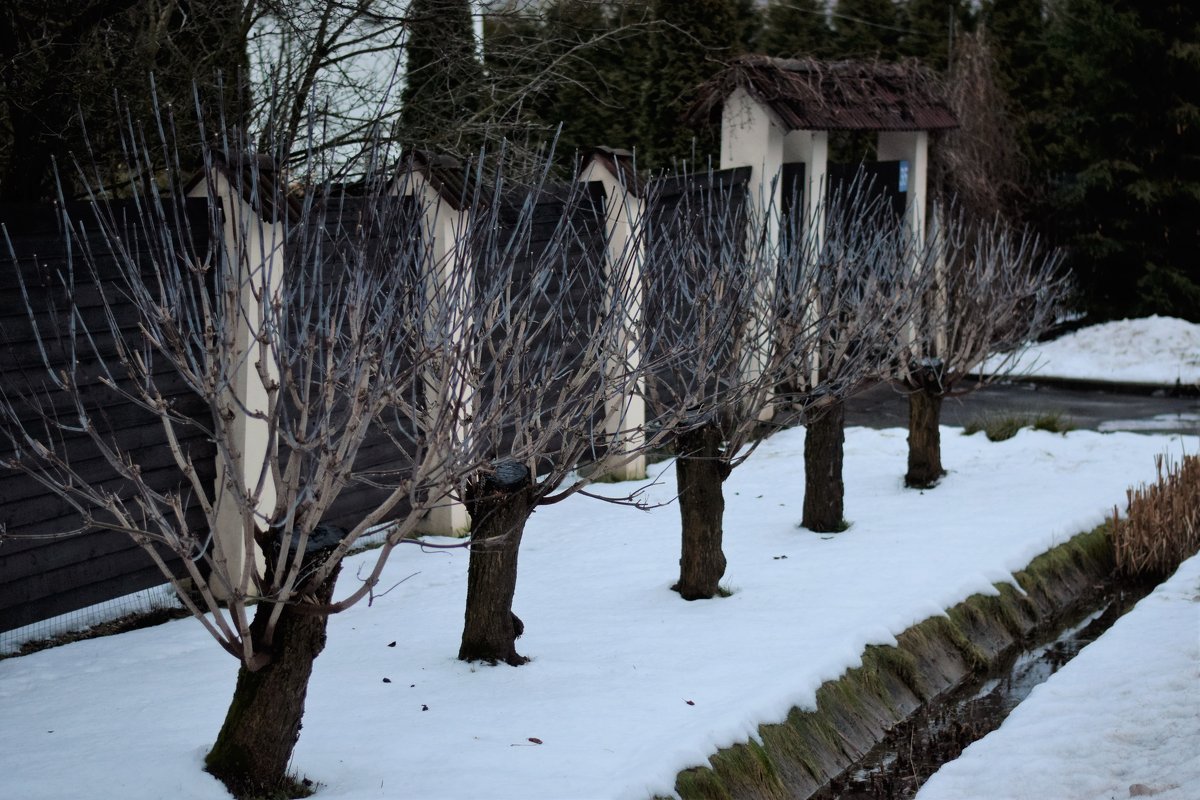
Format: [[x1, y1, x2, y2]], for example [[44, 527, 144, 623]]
[[0, 200, 216, 633], [0, 176, 703, 638], [300, 193, 430, 534], [473, 180, 610, 470], [642, 167, 752, 406], [0, 182, 612, 635]]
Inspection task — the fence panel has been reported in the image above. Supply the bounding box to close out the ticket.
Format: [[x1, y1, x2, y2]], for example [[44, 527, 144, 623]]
[[642, 167, 751, 411], [0, 199, 216, 634]]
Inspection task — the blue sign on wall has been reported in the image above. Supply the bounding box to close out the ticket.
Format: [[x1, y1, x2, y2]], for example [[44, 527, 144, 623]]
[[899, 160, 909, 193]]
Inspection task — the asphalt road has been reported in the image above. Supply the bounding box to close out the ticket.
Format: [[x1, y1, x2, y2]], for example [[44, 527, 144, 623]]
[[845, 379, 1200, 436]]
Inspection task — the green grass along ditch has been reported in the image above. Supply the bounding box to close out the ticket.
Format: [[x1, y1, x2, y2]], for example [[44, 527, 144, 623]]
[[662, 524, 1129, 800]]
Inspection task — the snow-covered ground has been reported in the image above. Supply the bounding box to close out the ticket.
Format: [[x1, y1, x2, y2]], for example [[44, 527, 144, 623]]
[[985, 315, 1200, 386], [2, 316, 1197, 799], [917, 551, 1200, 800], [0, 424, 1195, 800]]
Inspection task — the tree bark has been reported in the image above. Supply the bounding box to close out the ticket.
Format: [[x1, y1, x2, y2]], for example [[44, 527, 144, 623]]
[[802, 398, 846, 532], [205, 529, 344, 799], [673, 423, 729, 600], [906, 387, 946, 488], [459, 462, 536, 666]]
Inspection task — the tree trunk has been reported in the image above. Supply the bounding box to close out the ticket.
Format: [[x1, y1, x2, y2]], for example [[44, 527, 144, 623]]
[[906, 387, 946, 488], [674, 423, 729, 600], [459, 462, 536, 666], [205, 528, 344, 799], [802, 398, 846, 532]]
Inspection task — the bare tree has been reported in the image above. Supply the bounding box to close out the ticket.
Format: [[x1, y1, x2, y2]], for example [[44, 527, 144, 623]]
[[779, 177, 932, 533], [248, 0, 662, 178], [0, 111, 482, 796], [937, 29, 1029, 222], [447, 153, 686, 665], [891, 209, 1069, 488], [639, 168, 800, 600]]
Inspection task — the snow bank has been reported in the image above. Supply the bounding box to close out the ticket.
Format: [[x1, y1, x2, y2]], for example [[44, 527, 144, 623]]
[[985, 315, 1200, 386]]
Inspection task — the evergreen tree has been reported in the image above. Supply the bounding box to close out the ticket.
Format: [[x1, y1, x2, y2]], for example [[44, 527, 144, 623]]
[[730, 0, 764, 53], [638, 0, 742, 168], [541, 1, 657, 156], [400, 0, 483, 152], [1042, 0, 1200, 322], [481, 1, 658, 165], [0, 0, 247, 202], [899, 0, 973, 70], [981, 0, 1047, 102], [832, 0, 904, 60], [759, 0, 835, 59]]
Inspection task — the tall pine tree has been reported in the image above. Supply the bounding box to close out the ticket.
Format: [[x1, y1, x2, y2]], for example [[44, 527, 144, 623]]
[[400, 0, 483, 153], [900, 0, 973, 71], [759, 0, 834, 59], [832, 0, 904, 60], [637, 0, 742, 168], [1042, 0, 1200, 322], [0, 0, 248, 202]]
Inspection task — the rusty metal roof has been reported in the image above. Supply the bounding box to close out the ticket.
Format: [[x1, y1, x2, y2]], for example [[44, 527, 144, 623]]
[[688, 55, 958, 133]]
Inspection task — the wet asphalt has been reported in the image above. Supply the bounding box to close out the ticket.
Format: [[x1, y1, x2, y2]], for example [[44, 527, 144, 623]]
[[845, 379, 1200, 437]]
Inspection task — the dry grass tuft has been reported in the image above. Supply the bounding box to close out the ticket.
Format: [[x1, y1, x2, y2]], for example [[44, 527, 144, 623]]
[[1112, 453, 1200, 579]]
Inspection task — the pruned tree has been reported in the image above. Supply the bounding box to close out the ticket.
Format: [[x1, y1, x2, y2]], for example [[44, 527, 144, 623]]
[[778, 177, 931, 532], [891, 209, 1069, 488], [447, 152, 685, 665], [638, 167, 862, 599], [0, 108, 483, 796]]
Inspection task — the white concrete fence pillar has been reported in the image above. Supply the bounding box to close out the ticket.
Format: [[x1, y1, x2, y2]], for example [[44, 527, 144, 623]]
[[578, 148, 647, 482], [783, 129, 829, 387], [398, 158, 474, 536], [876, 131, 929, 257], [188, 158, 282, 599]]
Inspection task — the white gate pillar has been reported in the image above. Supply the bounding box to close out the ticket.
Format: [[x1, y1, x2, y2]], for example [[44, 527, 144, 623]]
[[783, 129, 829, 252], [877, 131, 931, 352], [720, 88, 786, 413], [876, 130, 929, 253]]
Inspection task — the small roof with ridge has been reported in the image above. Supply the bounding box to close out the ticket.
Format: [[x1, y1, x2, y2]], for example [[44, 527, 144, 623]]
[[688, 55, 958, 133]]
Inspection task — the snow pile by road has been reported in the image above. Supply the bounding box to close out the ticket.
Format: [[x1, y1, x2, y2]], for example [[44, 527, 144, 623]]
[[0, 425, 1194, 800], [986, 315, 1200, 386], [918, 552, 1200, 800]]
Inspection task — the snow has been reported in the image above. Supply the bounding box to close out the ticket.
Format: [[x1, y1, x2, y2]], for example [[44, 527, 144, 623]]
[[984, 315, 1200, 386], [917, 552, 1200, 800], [0, 425, 1195, 800], [2, 317, 1198, 799]]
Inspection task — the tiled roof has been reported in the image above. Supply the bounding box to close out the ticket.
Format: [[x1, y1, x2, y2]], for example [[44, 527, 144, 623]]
[[688, 56, 958, 133]]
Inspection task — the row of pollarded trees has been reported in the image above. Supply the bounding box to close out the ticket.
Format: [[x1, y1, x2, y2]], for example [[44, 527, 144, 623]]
[[0, 122, 1065, 796]]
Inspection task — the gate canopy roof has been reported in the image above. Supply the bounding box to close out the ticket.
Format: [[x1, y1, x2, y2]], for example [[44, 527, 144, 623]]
[[688, 55, 958, 133]]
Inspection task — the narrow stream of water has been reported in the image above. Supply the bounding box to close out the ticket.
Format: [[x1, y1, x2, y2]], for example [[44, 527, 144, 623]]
[[812, 582, 1154, 800]]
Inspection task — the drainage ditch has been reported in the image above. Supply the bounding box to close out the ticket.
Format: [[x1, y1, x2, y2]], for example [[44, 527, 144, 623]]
[[669, 527, 1145, 800], [811, 581, 1153, 800]]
